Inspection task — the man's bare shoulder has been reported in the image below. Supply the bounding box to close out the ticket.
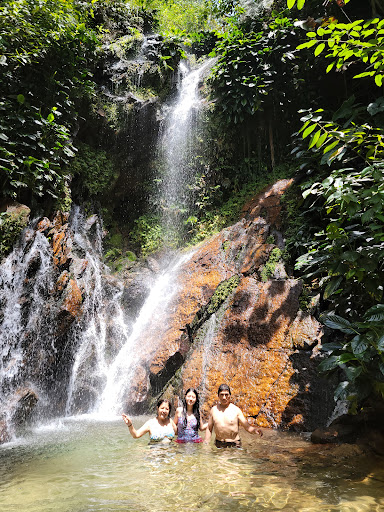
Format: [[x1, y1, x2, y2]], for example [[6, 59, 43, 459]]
[[229, 403, 243, 414]]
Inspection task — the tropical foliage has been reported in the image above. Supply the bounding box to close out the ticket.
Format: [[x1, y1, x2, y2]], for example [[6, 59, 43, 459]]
[[209, 14, 301, 125], [319, 307, 384, 412], [285, 0, 384, 409], [0, 0, 99, 201]]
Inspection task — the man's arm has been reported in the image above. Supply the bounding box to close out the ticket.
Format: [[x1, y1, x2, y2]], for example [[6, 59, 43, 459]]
[[204, 412, 214, 443], [238, 409, 263, 437]]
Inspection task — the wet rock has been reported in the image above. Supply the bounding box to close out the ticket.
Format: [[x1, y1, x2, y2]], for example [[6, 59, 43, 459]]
[[56, 278, 83, 334], [125, 180, 334, 429], [52, 226, 73, 269], [0, 420, 11, 444], [55, 271, 70, 294], [121, 268, 152, 316], [11, 388, 39, 426], [37, 217, 51, 233], [311, 424, 358, 444], [72, 258, 88, 279]]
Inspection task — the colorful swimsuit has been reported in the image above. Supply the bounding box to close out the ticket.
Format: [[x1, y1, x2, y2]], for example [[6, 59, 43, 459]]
[[149, 420, 175, 442], [176, 415, 203, 443]]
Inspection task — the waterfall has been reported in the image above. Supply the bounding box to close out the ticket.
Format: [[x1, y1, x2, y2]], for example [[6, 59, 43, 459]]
[[95, 251, 192, 417], [0, 227, 54, 389], [64, 206, 130, 416], [68, 60, 213, 417], [200, 313, 219, 402], [0, 58, 213, 434], [159, 58, 214, 244]]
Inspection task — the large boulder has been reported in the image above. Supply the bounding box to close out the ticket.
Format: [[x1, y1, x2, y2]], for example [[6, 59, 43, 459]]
[[124, 180, 335, 430]]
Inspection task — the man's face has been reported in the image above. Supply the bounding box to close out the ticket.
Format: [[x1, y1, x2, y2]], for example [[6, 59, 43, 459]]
[[218, 390, 231, 406]]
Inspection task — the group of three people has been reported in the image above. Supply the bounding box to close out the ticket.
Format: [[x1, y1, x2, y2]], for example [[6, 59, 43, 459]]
[[122, 384, 263, 448]]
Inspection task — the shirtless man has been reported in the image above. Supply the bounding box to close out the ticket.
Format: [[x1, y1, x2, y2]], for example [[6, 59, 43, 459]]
[[205, 384, 263, 448]]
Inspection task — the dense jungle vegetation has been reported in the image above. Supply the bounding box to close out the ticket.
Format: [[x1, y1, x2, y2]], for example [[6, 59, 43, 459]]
[[1, 0, 384, 412]]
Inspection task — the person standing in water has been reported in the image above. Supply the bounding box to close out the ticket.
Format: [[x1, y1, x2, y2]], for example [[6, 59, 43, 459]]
[[174, 388, 207, 443], [205, 384, 263, 448], [122, 398, 176, 443]]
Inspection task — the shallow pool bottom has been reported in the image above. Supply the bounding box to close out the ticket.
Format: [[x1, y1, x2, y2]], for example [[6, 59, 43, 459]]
[[0, 417, 383, 512]]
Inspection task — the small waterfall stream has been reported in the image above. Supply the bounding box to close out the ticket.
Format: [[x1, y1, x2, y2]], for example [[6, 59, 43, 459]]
[[95, 251, 192, 417], [160, 58, 213, 243], [0, 227, 55, 418]]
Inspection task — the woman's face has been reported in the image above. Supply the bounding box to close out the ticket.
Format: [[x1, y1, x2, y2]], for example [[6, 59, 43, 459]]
[[185, 391, 197, 407], [157, 402, 170, 419]]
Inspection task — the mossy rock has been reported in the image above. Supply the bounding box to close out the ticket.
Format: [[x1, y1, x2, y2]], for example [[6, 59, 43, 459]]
[[0, 203, 30, 261], [109, 30, 144, 59]]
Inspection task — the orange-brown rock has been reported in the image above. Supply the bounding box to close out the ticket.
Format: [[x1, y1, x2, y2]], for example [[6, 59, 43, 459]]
[[56, 278, 83, 334], [52, 226, 72, 269], [127, 179, 334, 430], [37, 217, 51, 233]]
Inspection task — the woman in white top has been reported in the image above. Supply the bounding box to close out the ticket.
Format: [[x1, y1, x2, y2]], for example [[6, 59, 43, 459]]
[[122, 399, 177, 443]]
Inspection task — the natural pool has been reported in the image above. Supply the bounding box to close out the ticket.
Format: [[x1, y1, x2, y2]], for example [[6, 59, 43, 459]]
[[0, 417, 383, 512]]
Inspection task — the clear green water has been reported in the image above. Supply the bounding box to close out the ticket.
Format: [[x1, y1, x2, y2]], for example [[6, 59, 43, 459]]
[[0, 417, 383, 512]]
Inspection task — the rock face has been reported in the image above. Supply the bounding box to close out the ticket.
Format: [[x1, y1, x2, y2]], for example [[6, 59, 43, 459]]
[[126, 180, 335, 430], [0, 209, 100, 437]]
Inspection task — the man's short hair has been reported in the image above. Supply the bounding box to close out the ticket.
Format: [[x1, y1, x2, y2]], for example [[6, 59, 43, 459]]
[[218, 383, 231, 395]]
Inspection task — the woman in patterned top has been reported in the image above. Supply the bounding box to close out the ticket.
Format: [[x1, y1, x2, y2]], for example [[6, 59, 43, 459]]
[[174, 388, 207, 443], [122, 399, 176, 443]]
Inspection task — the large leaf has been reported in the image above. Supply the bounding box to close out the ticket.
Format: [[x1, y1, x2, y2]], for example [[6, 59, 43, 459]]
[[318, 355, 341, 372], [322, 314, 356, 334], [334, 381, 349, 401], [323, 276, 343, 299], [364, 304, 384, 322], [351, 335, 368, 355]]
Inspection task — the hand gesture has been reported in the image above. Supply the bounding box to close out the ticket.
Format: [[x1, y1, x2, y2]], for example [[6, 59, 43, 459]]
[[122, 413, 132, 427]]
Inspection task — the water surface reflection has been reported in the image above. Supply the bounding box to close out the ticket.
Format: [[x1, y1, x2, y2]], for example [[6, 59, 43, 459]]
[[0, 417, 383, 511]]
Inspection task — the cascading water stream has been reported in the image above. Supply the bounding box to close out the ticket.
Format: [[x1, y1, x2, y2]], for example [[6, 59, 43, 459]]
[[200, 313, 218, 403], [68, 60, 213, 418], [95, 251, 192, 417], [0, 227, 55, 410], [159, 58, 214, 243]]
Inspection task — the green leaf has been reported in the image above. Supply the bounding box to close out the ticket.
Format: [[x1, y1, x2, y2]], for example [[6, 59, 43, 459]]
[[287, 0, 296, 8], [318, 355, 341, 372], [296, 40, 317, 50], [377, 334, 384, 352], [297, 0, 305, 9], [17, 94, 25, 104], [351, 335, 368, 355], [375, 74, 384, 87], [363, 305, 384, 323], [321, 342, 344, 352], [344, 366, 363, 382], [302, 124, 317, 139], [334, 381, 349, 401], [324, 276, 343, 299], [322, 140, 338, 154], [322, 314, 356, 334], [314, 43, 326, 57], [308, 130, 321, 149], [316, 132, 328, 148]]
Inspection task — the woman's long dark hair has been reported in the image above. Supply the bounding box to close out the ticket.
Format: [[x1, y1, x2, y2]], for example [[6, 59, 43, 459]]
[[181, 388, 200, 429]]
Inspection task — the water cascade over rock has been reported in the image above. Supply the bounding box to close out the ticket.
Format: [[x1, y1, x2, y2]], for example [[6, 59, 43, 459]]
[[159, 58, 214, 243], [126, 179, 335, 430], [0, 54, 335, 443]]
